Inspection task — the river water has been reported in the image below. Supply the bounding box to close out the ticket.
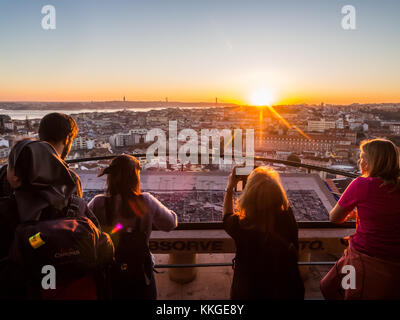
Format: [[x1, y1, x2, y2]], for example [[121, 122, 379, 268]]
[[0, 107, 167, 120]]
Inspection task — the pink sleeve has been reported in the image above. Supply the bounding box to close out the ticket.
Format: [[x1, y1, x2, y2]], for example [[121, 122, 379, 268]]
[[338, 178, 360, 211]]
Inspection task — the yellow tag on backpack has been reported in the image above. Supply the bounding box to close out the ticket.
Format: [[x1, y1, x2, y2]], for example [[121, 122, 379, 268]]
[[29, 232, 45, 249]]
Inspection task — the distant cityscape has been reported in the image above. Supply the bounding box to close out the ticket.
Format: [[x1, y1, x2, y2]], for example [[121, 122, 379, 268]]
[[1, 102, 399, 165], [1, 102, 399, 222]]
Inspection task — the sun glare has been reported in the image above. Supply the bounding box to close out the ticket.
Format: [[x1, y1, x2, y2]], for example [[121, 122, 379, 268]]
[[250, 88, 275, 106]]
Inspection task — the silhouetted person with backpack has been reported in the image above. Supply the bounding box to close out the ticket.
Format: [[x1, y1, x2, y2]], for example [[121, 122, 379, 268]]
[[88, 155, 178, 299], [223, 166, 304, 299], [0, 139, 114, 300]]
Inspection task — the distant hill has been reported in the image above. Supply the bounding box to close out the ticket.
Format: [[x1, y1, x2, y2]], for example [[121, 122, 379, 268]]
[[0, 101, 238, 110]]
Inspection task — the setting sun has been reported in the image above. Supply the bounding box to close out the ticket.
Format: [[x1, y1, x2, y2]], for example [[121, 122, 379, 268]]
[[250, 88, 275, 106]]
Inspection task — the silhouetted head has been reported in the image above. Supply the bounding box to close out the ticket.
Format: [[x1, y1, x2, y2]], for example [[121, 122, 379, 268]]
[[359, 138, 400, 188], [39, 113, 78, 159], [100, 155, 142, 219], [235, 166, 289, 234]]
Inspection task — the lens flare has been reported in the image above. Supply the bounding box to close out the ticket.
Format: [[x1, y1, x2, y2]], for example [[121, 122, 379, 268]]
[[111, 223, 123, 234], [267, 105, 312, 141], [250, 88, 275, 106]]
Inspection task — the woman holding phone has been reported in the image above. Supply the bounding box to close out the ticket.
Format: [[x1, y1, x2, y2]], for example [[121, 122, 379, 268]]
[[223, 166, 304, 300]]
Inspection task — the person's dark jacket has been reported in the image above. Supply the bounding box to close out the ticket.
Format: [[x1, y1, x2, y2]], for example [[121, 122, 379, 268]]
[[0, 165, 13, 198], [223, 207, 305, 300], [9, 140, 89, 223], [0, 145, 82, 199]]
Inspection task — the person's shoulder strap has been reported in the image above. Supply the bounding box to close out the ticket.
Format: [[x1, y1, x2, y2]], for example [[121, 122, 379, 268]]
[[65, 194, 81, 218], [127, 195, 143, 232], [63, 194, 101, 228], [104, 195, 143, 231], [133, 211, 141, 231]]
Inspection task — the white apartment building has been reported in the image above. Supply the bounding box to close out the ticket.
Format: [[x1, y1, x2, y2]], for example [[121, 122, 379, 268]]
[[72, 136, 95, 150], [389, 124, 400, 135], [4, 121, 14, 130], [335, 117, 344, 129], [307, 118, 336, 132]]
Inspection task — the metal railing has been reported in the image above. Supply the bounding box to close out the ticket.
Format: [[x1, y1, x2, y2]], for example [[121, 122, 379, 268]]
[[68, 152, 358, 230], [67, 153, 359, 178]]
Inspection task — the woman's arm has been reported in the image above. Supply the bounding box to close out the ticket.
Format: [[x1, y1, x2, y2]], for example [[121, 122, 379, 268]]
[[329, 204, 355, 224], [223, 188, 234, 218], [222, 166, 241, 219], [330, 178, 360, 224], [329, 204, 353, 224], [147, 193, 178, 231]]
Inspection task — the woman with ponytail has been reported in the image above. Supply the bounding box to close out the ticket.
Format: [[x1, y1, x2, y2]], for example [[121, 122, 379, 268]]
[[88, 155, 177, 299]]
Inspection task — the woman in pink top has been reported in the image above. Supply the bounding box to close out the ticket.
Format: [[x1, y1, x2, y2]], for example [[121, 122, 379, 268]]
[[321, 139, 400, 299]]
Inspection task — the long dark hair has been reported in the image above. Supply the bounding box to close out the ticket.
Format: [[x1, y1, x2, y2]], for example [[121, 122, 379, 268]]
[[100, 155, 143, 220]]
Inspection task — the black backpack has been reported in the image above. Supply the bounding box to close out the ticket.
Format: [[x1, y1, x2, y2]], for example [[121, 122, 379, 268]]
[[0, 196, 19, 260], [0, 195, 114, 299], [104, 197, 154, 300], [0, 196, 23, 299]]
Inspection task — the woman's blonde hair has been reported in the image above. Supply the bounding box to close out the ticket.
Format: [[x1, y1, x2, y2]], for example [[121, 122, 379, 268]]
[[234, 166, 289, 233], [360, 138, 400, 189]]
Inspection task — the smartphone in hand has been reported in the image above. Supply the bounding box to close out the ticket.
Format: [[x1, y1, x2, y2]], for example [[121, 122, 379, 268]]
[[234, 165, 257, 192], [235, 180, 244, 192]]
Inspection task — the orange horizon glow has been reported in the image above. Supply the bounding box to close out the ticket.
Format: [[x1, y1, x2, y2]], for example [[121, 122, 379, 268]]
[[2, 74, 400, 105], [0, 83, 399, 105], [0, 73, 399, 105], [1, 92, 399, 105]]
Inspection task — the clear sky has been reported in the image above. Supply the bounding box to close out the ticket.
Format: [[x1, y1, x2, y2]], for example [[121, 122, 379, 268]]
[[0, 0, 399, 104]]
